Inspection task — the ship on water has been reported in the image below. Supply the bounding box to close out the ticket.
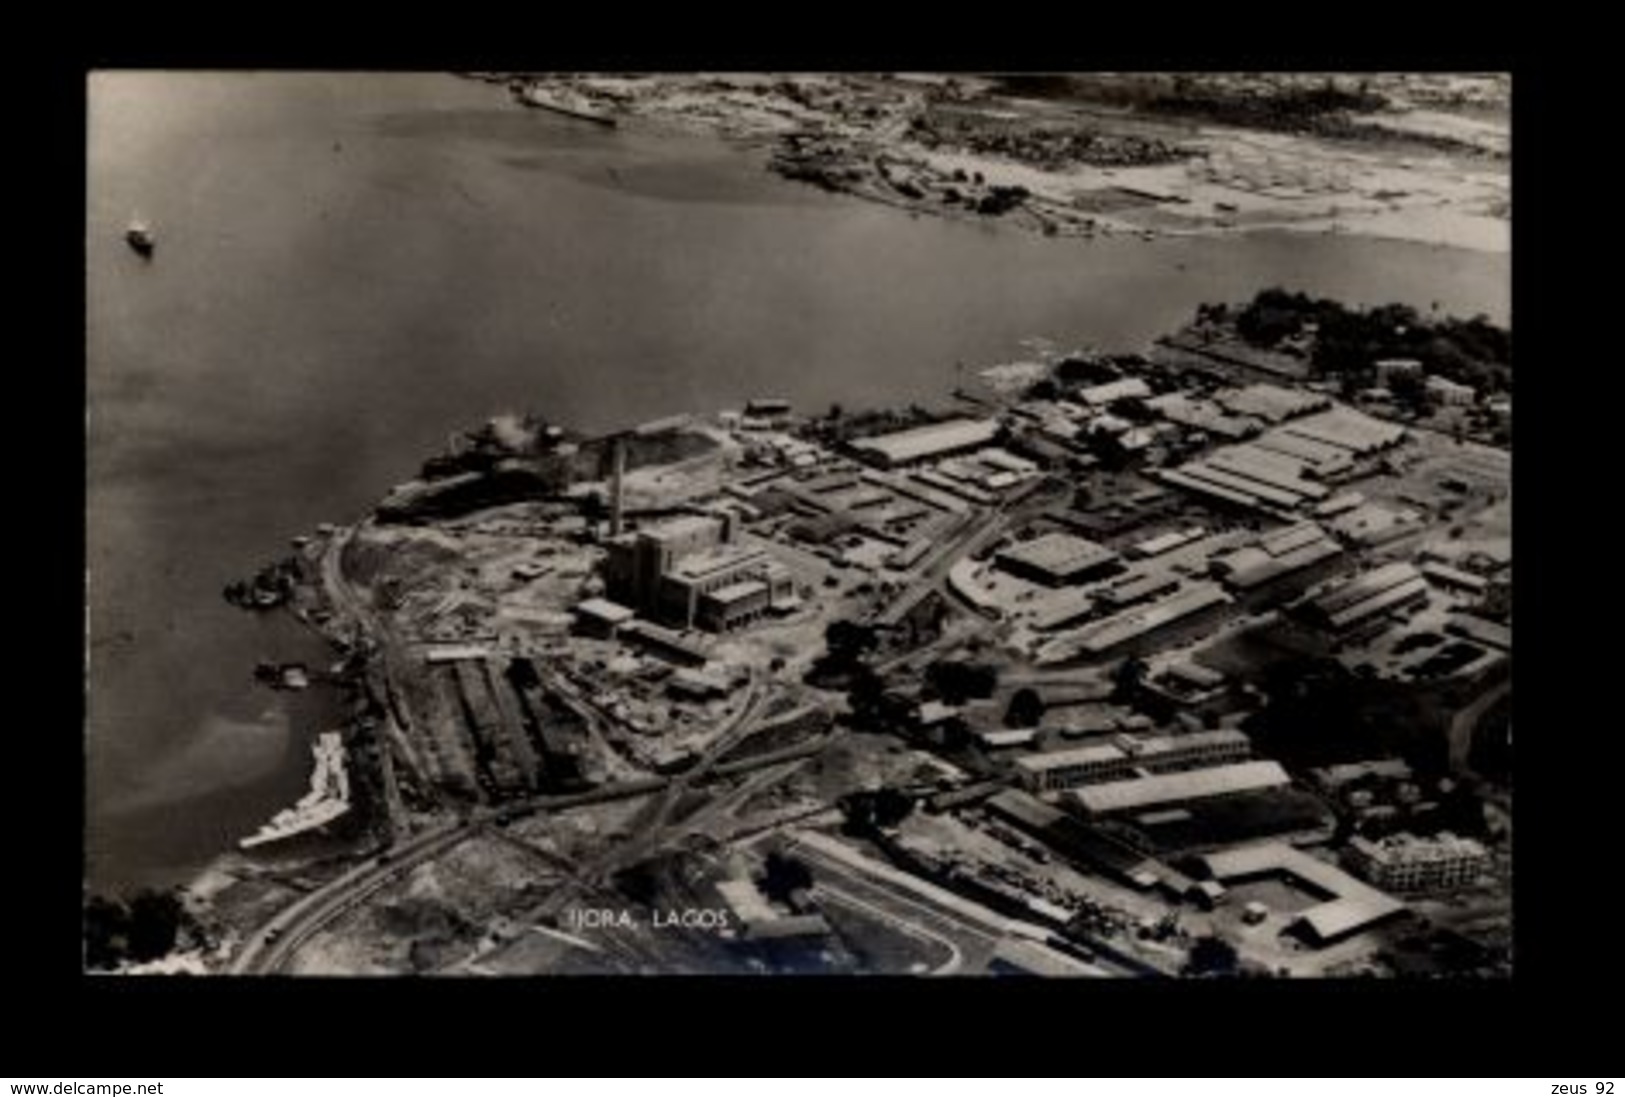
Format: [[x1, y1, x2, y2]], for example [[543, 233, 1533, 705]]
[[512, 82, 618, 128], [239, 731, 351, 850], [125, 218, 155, 258]]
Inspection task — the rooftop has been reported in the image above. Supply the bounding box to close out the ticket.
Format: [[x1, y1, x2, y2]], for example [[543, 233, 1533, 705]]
[[1260, 521, 1331, 556], [1013, 743, 1125, 772], [1119, 729, 1250, 758], [851, 417, 1001, 464], [978, 728, 1039, 748], [1200, 841, 1406, 942], [1077, 377, 1152, 407], [1166, 661, 1225, 688], [1059, 582, 1233, 656], [575, 597, 637, 624], [669, 545, 768, 582], [1132, 527, 1206, 557], [642, 514, 722, 545], [1313, 562, 1425, 616], [1144, 392, 1259, 439], [716, 878, 778, 923], [1278, 407, 1406, 454], [1216, 383, 1328, 423], [1349, 831, 1490, 866], [997, 532, 1118, 576], [705, 579, 770, 605], [1421, 561, 1488, 590], [1253, 428, 1357, 472], [1071, 760, 1289, 814]]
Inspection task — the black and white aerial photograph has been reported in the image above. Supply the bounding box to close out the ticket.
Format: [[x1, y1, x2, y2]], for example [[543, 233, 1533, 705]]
[[86, 71, 1511, 977]]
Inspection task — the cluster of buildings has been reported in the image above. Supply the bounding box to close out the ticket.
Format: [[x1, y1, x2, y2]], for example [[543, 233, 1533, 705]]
[[1344, 831, 1491, 893], [1298, 560, 1430, 637], [1197, 842, 1409, 946], [600, 512, 799, 634], [714, 875, 831, 944], [488, 341, 1504, 972], [1161, 406, 1405, 517], [1209, 520, 1342, 589]]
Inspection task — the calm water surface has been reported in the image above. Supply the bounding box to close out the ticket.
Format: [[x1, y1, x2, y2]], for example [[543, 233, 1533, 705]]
[[86, 72, 1509, 890]]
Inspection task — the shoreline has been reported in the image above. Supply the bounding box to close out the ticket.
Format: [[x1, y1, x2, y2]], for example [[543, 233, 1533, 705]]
[[483, 73, 1508, 257]]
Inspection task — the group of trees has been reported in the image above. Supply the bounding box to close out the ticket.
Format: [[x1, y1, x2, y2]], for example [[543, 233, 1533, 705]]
[[837, 787, 916, 836], [1053, 355, 1123, 387], [1003, 687, 1045, 728], [806, 620, 892, 729], [1183, 934, 1240, 976], [760, 850, 815, 905], [1144, 78, 1388, 139], [975, 184, 1031, 216], [84, 890, 201, 971], [1242, 655, 1447, 774], [806, 620, 878, 687], [924, 659, 999, 705], [1228, 288, 1510, 397]]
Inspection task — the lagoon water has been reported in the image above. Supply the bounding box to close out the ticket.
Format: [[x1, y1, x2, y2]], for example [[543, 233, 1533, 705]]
[[86, 72, 1508, 890]]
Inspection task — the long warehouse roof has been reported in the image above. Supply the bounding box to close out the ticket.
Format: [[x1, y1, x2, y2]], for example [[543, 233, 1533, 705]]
[[852, 418, 1001, 464], [1071, 760, 1289, 814]]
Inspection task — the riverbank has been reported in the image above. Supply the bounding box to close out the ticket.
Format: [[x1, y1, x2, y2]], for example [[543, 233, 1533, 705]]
[[482, 73, 1509, 253]]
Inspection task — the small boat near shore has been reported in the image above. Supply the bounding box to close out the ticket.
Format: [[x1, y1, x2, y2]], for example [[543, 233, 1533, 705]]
[[255, 660, 311, 691], [125, 218, 155, 258]]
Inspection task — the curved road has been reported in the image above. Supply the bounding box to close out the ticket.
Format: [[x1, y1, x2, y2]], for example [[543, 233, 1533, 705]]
[[232, 662, 784, 972], [229, 775, 673, 974]]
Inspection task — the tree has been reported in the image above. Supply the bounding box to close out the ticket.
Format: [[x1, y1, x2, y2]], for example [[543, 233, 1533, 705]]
[[1111, 656, 1150, 701], [926, 660, 999, 705], [761, 851, 814, 903], [824, 620, 878, 661], [1005, 687, 1045, 728], [1184, 935, 1240, 976], [84, 889, 195, 970], [872, 787, 915, 827], [845, 664, 887, 728], [838, 788, 915, 835]]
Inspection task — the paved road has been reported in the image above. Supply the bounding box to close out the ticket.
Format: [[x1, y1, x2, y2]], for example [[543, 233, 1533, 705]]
[[229, 820, 467, 975], [873, 507, 1003, 627], [873, 476, 1068, 630]]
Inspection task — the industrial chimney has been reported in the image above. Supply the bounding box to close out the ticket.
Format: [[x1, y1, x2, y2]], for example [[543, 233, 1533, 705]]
[[610, 434, 626, 537]]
